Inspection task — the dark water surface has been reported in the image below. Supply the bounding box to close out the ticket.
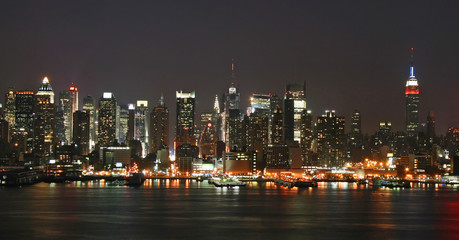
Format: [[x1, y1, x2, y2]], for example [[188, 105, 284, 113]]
[[0, 180, 458, 240]]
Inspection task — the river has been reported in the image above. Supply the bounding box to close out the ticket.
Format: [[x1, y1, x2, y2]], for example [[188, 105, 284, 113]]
[[0, 180, 457, 239]]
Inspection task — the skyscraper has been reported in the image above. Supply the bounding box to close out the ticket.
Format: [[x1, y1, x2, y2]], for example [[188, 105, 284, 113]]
[[83, 95, 96, 148], [149, 96, 169, 154], [405, 48, 420, 138], [127, 103, 135, 143], [283, 82, 307, 143], [270, 107, 283, 144], [135, 100, 149, 155], [73, 110, 90, 155], [426, 111, 435, 141], [98, 92, 117, 147], [58, 86, 78, 144], [34, 77, 56, 155], [223, 59, 241, 144], [300, 110, 314, 166], [15, 90, 35, 152], [175, 91, 195, 148], [118, 105, 129, 144], [225, 59, 241, 112], [4, 88, 15, 141], [316, 110, 346, 167]]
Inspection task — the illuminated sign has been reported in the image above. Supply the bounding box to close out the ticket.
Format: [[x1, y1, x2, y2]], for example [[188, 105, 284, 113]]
[[103, 92, 113, 99]]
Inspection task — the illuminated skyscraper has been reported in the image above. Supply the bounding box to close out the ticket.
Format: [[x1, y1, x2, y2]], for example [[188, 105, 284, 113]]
[[223, 59, 241, 144], [175, 91, 195, 148], [34, 77, 56, 155], [58, 86, 78, 144], [405, 48, 420, 138], [270, 107, 283, 144], [127, 103, 135, 143], [135, 100, 149, 155], [98, 92, 117, 147], [250, 94, 270, 115], [300, 110, 314, 166], [149, 96, 169, 154], [15, 90, 35, 152], [283, 82, 307, 143], [316, 110, 346, 167], [118, 105, 129, 144], [83, 95, 96, 148], [225, 59, 240, 112], [4, 88, 15, 140]]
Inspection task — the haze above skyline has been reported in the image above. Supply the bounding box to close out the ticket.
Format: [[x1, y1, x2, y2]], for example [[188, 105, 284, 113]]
[[1, 0, 458, 134]]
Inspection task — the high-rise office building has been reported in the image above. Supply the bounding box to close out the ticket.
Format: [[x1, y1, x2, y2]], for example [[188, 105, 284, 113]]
[[58, 86, 78, 144], [271, 107, 283, 144], [135, 100, 149, 155], [426, 111, 435, 141], [225, 59, 240, 113], [250, 94, 270, 114], [73, 110, 90, 155], [175, 91, 195, 148], [127, 103, 135, 143], [300, 110, 315, 166], [223, 59, 241, 144], [83, 95, 96, 148], [405, 48, 420, 138], [212, 94, 223, 141], [4, 88, 15, 140], [98, 92, 117, 147], [283, 82, 307, 143], [34, 77, 56, 155], [316, 110, 346, 167], [350, 110, 361, 137], [118, 105, 129, 144], [15, 90, 35, 152], [149, 96, 169, 154], [349, 110, 362, 150]]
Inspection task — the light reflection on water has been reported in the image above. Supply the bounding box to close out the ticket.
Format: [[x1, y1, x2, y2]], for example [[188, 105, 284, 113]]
[[0, 180, 457, 239]]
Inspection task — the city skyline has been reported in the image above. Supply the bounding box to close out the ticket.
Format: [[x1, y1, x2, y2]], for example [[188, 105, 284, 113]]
[[1, 1, 459, 135]]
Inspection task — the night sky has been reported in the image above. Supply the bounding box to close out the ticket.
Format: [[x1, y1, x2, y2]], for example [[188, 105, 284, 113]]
[[1, 1, 458, 135]]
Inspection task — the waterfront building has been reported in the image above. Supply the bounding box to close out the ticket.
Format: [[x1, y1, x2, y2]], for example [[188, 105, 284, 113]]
[[57, 86, 78, 144], [98, 92, 117, 147], [265, 144, 290, 169], [223, 151, 252, 174]]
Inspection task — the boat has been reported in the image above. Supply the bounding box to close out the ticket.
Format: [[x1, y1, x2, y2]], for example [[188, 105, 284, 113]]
[[212, 177, 246, 187], [125, 173, 145, 186], [294, 179, 318, 188]]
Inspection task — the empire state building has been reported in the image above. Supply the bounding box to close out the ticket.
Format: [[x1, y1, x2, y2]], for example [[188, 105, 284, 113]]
[[405, 48, 420, 138]]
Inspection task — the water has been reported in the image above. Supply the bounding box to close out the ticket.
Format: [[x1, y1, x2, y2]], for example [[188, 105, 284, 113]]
[[0, 180, 458, 240]]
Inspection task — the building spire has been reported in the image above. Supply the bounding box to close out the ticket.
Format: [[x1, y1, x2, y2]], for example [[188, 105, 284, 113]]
[[231, 58, 236, 80], [409, 47, 415, 78], [159, 93, 165, 107]]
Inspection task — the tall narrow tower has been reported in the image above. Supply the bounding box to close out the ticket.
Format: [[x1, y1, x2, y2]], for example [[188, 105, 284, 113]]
[[405, 48, 420, 138]]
